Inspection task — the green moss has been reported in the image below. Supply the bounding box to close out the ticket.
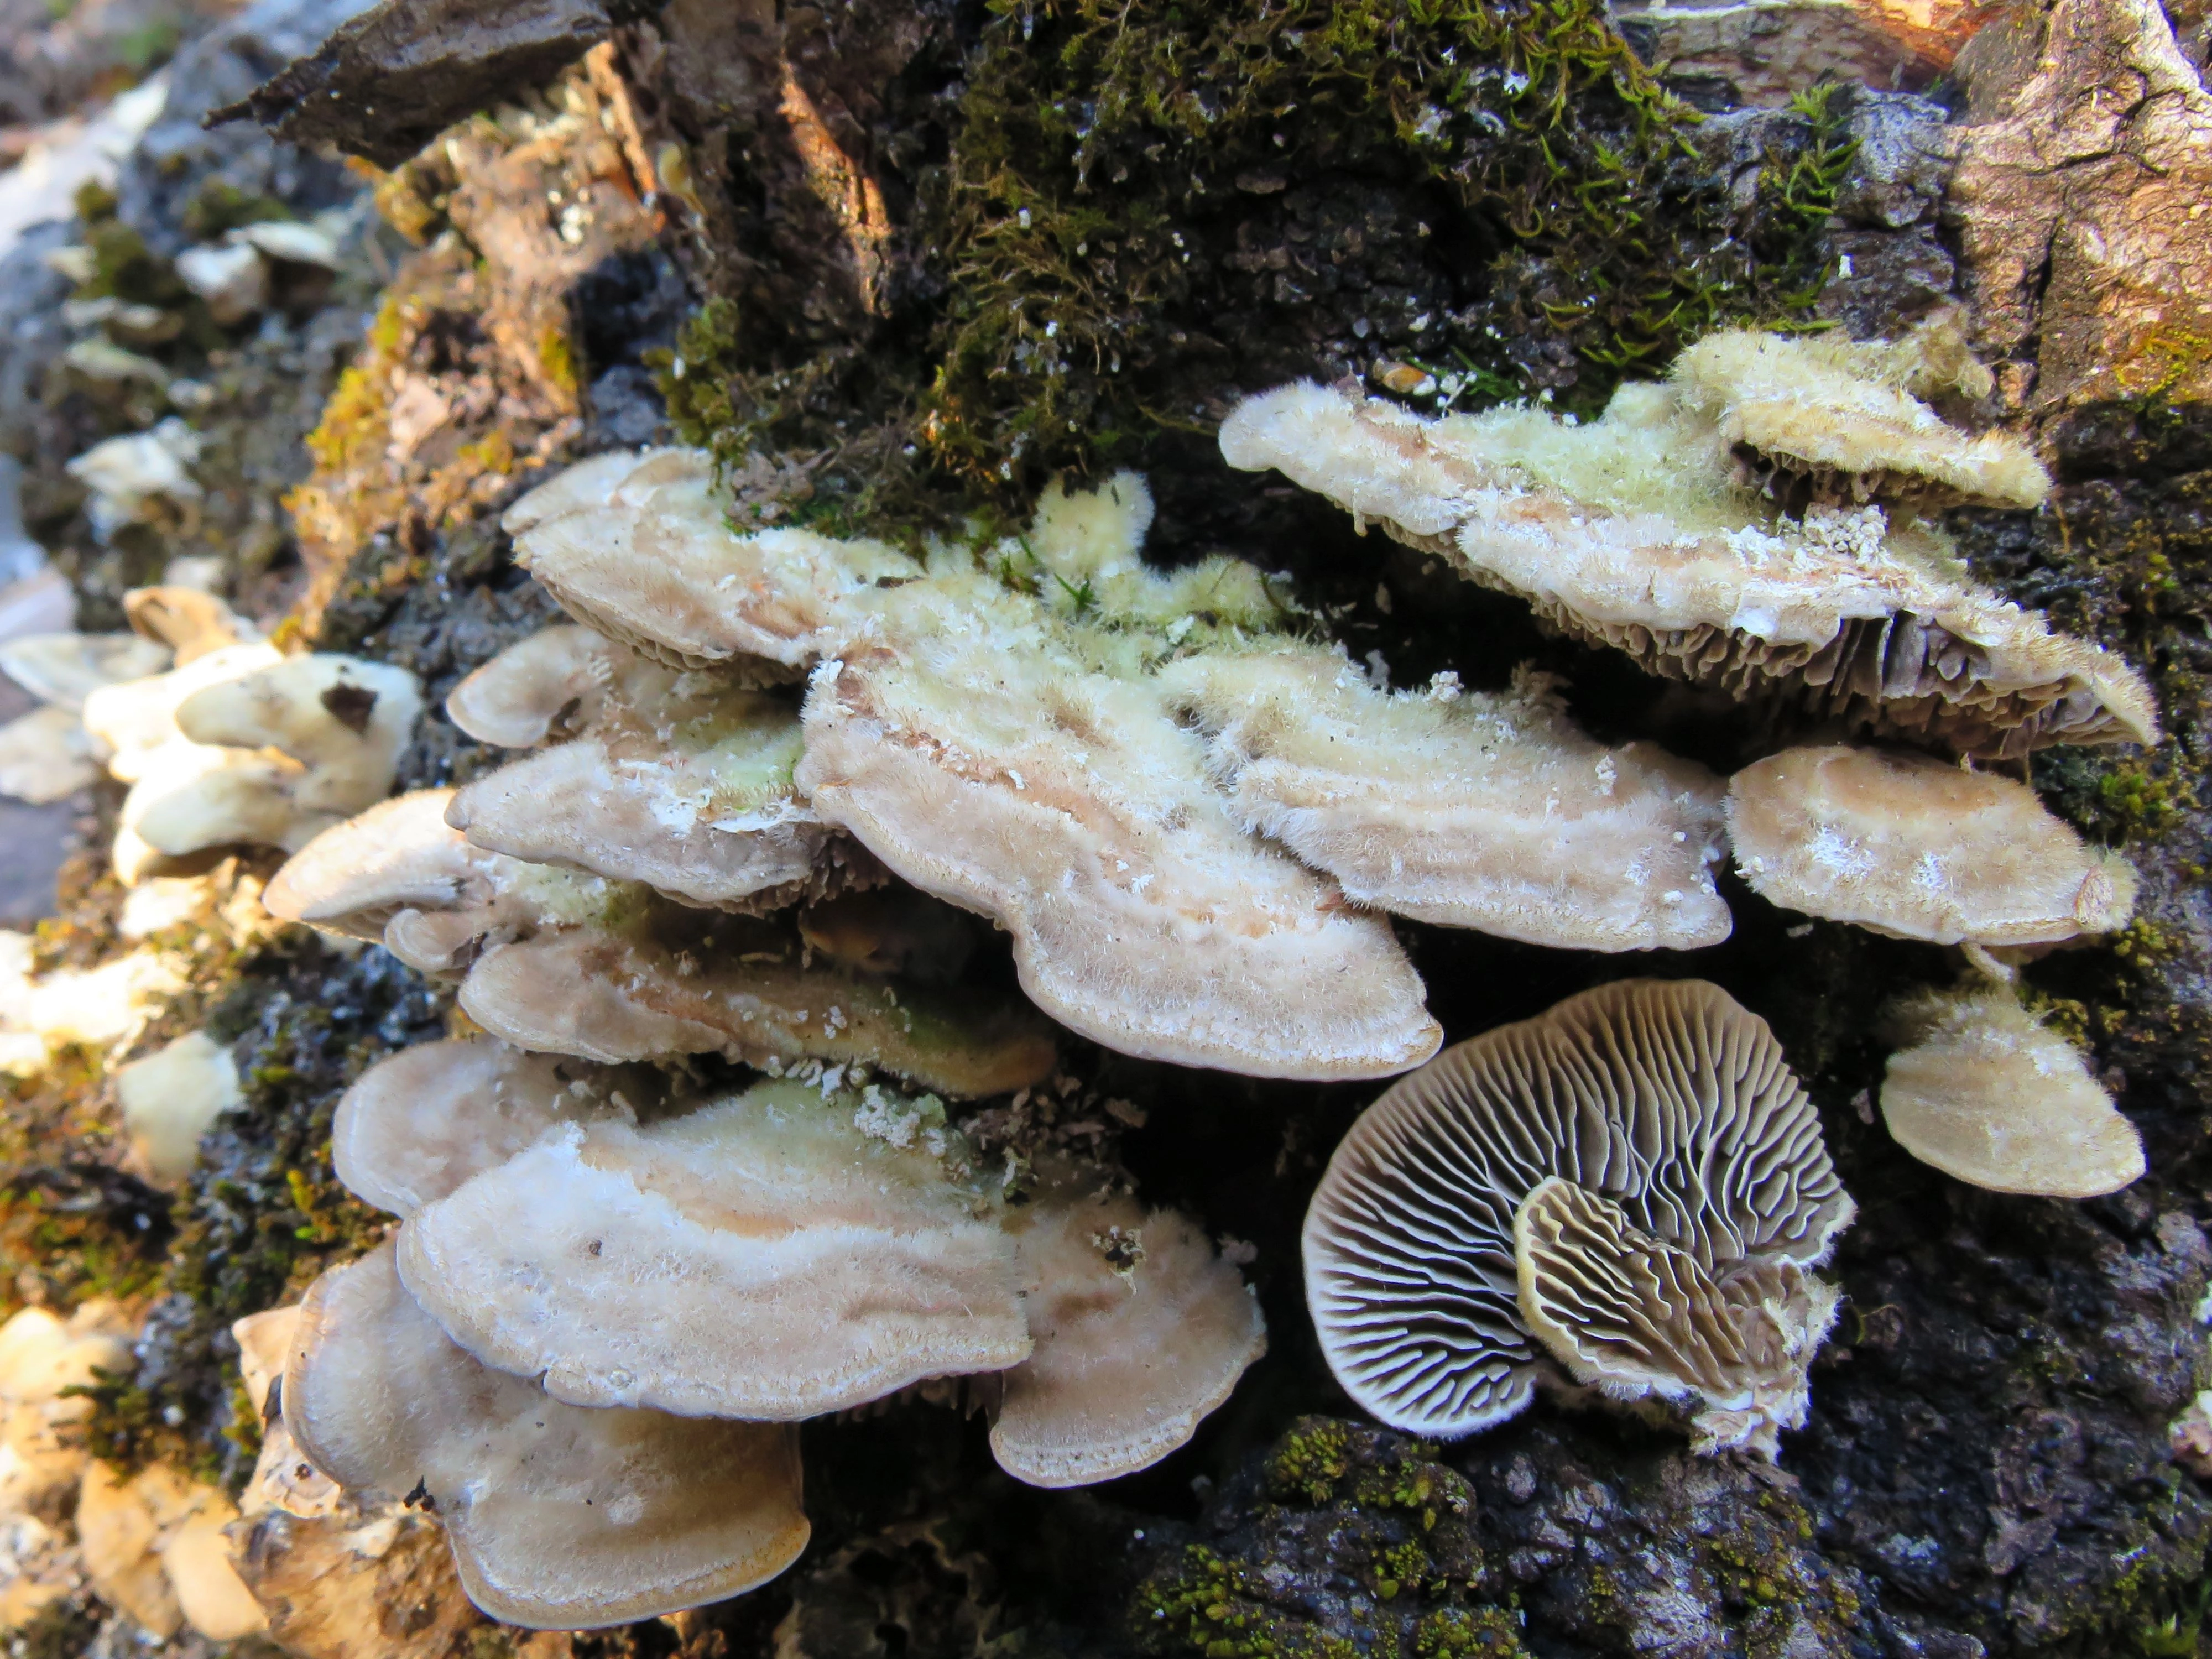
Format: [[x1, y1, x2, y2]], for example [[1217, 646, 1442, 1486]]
[[180, 179, 294, 242], [10, 1597, 103, 1659], [1138, 1544, 1361, 1659], [1411, 1607, 1528, 1657], [1265, 1417, 1354, 1504]]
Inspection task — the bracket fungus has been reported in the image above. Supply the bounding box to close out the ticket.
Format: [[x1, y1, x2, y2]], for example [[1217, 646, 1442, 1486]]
[[1220, 334, 2156, 758], [1303, 979, 1853, 1455], [285, 1241, 810, 1629], [1670, 325, 2051, 513], [84, 644, 422, 883], [445, 625, 867, 911], [1879, 985, 2144, 1198], [1725, 744, 2137, 945], [394, 1081, 1032, 1418], [1157, 646, 1731, 951], [992, 1176, 1267, 1488]]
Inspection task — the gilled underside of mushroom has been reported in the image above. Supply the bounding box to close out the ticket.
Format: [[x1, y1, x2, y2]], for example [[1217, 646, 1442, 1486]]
[[1217, 349, 2156, 758], [1302, 978, 1854, 1455]]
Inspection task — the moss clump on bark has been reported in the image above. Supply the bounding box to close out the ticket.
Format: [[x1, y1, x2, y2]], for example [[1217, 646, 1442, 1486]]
[[661, 0, 1857, 525]]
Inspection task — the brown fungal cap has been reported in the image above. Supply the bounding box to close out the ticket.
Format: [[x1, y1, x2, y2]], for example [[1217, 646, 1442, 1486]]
[[1159, 645, 1731, 952], [1302, 979, 1852, 1452], [456, 927, 1057, 1098], [797, 582, 1441, 1081], [992, 1179, 1265, 1488], [396, 1081, 1031, 1417], [1219, 378, 2156, 757], [1725, 745, 2137, 945], [285, 1240, 808, 1629], [1514, 1175, 1840, 1457], [505, 448, 915, 671], [1879, 985, 2144, 1198], [444, 623, 624, 749], [332, 1037, 658, 1217]]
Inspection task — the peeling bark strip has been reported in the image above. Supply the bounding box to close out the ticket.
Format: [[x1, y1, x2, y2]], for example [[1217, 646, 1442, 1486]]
[[208, 0, 655, 170]]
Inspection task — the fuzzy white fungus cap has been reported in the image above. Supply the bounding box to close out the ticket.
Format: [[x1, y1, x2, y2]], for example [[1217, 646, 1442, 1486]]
[[1159, 645, 1731, 951], [1303, 979, 1853, 1457], [397, 1081, 1030, 1418], [1670, 325, 2051, 511], [456, 927, 1057, 1097], [797, 576, 1441, 1079], [113, 1029, 241, 1184], [504, 447, 914, 670], [285, 1240, 808, 1629], [1879, 985, 2143, 1197], [1219, 377, 2156, 757], [332, 1037, 658, 1217], [1725, 745, 2137, 945], [992, 1180, 1266, 1487], [0, 631, 169, 709]]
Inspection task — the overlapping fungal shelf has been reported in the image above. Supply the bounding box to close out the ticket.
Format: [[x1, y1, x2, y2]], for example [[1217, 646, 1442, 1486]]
[[241, 321, 2164, 1623]]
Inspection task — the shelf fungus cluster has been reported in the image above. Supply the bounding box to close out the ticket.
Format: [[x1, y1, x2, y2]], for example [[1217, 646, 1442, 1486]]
[[1303, 979, 1855, 1458], [1221, 322, 2155, 759], [255, 1039, 1265, 1626], [1228, 322, 2156, 1212], [0, 585, 421, 881], [477, 450, 1747, 1078]]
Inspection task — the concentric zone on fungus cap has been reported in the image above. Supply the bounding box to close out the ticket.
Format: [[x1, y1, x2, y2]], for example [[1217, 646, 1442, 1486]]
[[1302, 979, 1853, 1439]]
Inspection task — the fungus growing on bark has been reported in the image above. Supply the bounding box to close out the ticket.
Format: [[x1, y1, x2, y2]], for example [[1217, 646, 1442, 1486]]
[[799, 613, 1440, 1079], [285, 1241, 810, 1629], [1670, 326, 2051, 512], [1725, 744, 2137, 944], [1303, 979, 1853, 1455], [395, 1081, 1031, 1418], [1879, 985, 2143, 1197], [113, 1029, 242, 1183], [445, 628, 867, 911], [83, 646, 422, 882], [332, 1038, 651, 1218], [991, 1176, 1267, 1488], [1219, 366, 2156, 757], [1157, 645, 1731, 951], [457, 928, 1057, 1097], [504, 447, 914, 671]]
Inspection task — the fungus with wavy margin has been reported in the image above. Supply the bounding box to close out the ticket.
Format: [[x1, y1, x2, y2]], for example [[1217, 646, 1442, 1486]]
[[1219, 337, 2155, 758], [1725, 744, 2137, 945], [1157, 643, 1731, 951], [1302, 978, 1853, 1457], [1879, 983, 2143, 1198], [445, 623, 875, 912], [394, 1079, 1032, 1418], [284, 1240, 809, 1629]]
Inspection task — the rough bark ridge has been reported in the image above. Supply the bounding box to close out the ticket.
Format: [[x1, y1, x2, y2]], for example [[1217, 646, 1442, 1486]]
[[5, 0, 2212, 1653]]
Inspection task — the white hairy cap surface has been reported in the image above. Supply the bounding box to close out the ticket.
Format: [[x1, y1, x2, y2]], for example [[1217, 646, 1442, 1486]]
[[284, 1240, 808, 1629], [447, 682, 831, 910], [991, 1182, 1265, 1488], [504, 448, 915, 670], [1158, 644, 1732, 951], [264, 789, 491, 939], [1879, 986, 2144, 1198], [1671, 327, 2052, 510], [1725, 745, 2138, 945], [0, 630, 169, 711], [1218, 379, 2157, 757], [797, 577, 1441, 1080], [456, 927, 1058, 1097], [397, 1081, 1031, 1418], [332, 1037, 653, 1217], [1303, 979, 1853, 1445]]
